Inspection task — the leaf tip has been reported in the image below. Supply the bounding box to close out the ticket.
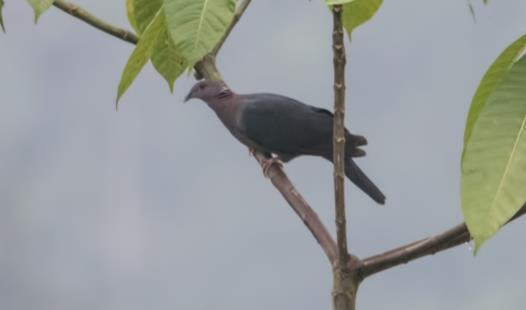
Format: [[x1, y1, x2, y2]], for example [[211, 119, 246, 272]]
[[472, 238, 484, 256], [115, 88, 124, 111]]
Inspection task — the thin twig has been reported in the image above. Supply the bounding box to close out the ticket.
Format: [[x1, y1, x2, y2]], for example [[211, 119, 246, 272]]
[[212, 0, 252, 56], [53, 0, 138, 44], [360, 203, 526, 278]]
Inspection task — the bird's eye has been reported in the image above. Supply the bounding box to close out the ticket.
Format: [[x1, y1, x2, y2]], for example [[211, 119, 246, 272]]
[[199, 84, 206, 90]]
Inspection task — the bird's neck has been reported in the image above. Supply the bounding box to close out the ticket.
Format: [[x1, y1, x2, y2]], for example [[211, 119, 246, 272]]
[[206, 93, 235, 114], [206, 93, 240, 127]]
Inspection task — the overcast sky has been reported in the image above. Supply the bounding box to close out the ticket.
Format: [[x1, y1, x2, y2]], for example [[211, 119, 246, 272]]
[[1, 1, 525, 309]]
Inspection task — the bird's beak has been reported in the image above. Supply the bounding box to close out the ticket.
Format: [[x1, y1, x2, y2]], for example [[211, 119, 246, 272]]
[[184, 90, 193, 103]]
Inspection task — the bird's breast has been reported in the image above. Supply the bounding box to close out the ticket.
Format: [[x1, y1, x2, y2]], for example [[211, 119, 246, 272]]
[[214, 104, 262, 151]]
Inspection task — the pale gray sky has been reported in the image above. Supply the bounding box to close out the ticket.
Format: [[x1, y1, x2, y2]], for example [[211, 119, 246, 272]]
[[1, 1, 525, 309]]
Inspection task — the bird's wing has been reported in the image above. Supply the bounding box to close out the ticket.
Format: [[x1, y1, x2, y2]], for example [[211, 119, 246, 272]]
[[240, 93, 336, 158]]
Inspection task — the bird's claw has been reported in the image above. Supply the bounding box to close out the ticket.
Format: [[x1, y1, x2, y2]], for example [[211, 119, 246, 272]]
[[248, 148, 282, 177], [261, 157, 283, 178]]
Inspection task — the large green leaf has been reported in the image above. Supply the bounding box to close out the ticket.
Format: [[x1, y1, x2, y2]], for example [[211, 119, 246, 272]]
[[0, 0, 5, 33], [26, 0, 54, 23], [151, 26, 187, 93], [163, 0, 235, 66], [462, 54, 526, 253], [127, 1, 187, 93], [117, 9, 165, 104], [126, 0, 139, 34], [342, 0, 383, 38], [326, 0, 355, 4], [463, 35, 526, 153], [133, 0, 162, 34]]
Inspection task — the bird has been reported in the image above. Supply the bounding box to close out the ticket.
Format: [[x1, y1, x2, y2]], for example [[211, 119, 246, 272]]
[[185, 80, 386, 205]]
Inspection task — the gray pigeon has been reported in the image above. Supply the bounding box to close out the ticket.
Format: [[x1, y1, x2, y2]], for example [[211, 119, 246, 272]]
[[185, 80, 386, 204]]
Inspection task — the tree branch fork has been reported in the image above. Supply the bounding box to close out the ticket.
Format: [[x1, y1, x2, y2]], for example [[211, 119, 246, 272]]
[[51, 0, 526, 291]]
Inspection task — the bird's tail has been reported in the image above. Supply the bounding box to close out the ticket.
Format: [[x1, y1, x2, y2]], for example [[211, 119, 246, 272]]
[[345, 158, 386, 205]]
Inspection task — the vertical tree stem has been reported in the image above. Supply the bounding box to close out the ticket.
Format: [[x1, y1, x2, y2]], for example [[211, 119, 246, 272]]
[[331, 4, 357, 310], [332, 4, 349, 268]]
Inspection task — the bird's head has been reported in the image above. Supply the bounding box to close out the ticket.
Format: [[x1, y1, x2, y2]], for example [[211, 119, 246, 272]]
[[184, 80, 232, 103]]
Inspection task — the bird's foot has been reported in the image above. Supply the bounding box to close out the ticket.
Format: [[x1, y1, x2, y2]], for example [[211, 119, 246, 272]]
[[261, 157, 283, 178], [248, 148, 282, 177]]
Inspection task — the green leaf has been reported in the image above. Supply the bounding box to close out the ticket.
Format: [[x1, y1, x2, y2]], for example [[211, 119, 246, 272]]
[[463, 34, 526, 153], [164, 0, 235, 66], [127, 0, 188, 93], [128, 0, 187, 92], [341, 0, 383, 38], [151, 26, 187, 93], [26, 0, 54, 23], [132, 0, 162, 34], [326, 0, 355, 4], [126, 0, 139, 34], [117, 9, 165, 104], [461, 53, 526, 253], [0, 0, 5, 33]]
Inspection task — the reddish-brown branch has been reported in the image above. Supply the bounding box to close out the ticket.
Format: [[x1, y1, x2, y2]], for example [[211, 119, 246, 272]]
[[360, 203, 526, 278], [253, 152, 338, 263]]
